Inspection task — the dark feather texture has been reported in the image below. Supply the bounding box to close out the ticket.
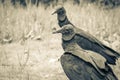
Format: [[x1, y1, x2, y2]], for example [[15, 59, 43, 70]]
[[54, 6, 120, 65], [61, 53, 118, 80], [53, 7, 119, 80]]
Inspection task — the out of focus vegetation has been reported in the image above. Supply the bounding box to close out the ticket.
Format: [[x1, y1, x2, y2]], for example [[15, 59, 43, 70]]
[[0, 1, 120, 80], [0, 0, 120, 44], [0, 0, 120, 8]]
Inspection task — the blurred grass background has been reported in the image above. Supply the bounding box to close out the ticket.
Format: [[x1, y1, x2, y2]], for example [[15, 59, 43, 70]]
[[0, 0, 120, 80]]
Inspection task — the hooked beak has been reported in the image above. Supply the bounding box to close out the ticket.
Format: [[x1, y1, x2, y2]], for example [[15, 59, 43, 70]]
[[52, 27, 64, 34], [52, 10, 57, 15]]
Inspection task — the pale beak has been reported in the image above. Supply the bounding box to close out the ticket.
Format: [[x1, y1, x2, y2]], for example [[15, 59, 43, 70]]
[[52, 27, 64, 34], [52, 10, 57, 15]]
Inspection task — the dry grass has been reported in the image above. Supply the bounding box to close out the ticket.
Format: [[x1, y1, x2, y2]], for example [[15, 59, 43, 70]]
[[0, 1, 120, 80]]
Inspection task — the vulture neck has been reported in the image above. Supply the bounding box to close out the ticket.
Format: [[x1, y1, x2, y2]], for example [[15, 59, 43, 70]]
[[58, 16, 74, 27], [62, 32, 76, 41]]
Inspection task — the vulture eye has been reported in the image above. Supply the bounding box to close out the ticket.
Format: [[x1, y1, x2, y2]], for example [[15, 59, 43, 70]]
[[63, 29, 71, 34], [58, 10, 64, 15]]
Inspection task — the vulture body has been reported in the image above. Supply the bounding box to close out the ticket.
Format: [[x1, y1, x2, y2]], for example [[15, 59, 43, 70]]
[[52, 7, 119, 80]]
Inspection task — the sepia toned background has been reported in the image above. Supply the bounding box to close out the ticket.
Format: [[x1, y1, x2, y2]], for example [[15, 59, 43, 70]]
[[0, 0, 120, 80]]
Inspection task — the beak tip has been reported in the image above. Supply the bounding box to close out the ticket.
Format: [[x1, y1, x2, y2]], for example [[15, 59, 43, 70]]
[[52, 31, 57, 34], [52, 11, 57, 15], [51, 13, 54, 15], [52, 13, 55, 15]]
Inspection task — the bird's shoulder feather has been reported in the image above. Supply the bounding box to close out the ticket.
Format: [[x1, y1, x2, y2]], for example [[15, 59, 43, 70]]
[[60, 53, 107, 79], [74, 27, 120, 56], [74, 27, 105, 49]]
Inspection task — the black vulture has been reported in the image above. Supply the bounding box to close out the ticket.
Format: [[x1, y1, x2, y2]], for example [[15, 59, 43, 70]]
[[61, 52, 118, 80], [52, 7, 120, 65], [53, 24, 118, 80]]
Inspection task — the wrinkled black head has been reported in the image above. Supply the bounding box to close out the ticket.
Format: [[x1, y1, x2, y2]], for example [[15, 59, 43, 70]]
[[52, 7, 66, 16], [52, 7, 66, 21], [52, 7, 71, 27], [53, 24, 75, 41]]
